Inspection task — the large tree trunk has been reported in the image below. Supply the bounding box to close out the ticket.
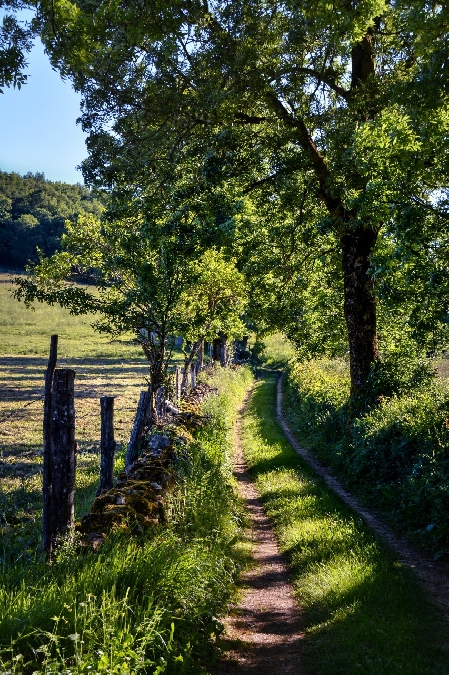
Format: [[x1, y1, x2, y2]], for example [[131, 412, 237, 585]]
[[341, 226, 379, 408]]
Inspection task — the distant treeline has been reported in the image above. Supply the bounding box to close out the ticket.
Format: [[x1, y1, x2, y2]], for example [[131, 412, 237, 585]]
[[0, 170, 103, 269]]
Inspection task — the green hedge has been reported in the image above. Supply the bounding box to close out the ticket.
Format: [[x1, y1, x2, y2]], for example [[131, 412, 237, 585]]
[[285, 360, 449, 559]]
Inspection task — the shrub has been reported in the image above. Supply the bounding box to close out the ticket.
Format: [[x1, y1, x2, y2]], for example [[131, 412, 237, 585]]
[[285, 359, 449, 558]]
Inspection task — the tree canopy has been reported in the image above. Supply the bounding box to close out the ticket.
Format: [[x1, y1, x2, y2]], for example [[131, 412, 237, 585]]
[[0, 1, 35, 92], [12, 0, 449, 405]]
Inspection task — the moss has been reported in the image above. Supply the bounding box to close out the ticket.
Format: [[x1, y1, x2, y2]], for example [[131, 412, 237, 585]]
[[78, 446, 179, 541]]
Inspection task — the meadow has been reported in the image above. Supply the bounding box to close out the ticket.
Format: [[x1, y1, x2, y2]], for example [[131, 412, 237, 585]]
[[0, 271, 172, 565]]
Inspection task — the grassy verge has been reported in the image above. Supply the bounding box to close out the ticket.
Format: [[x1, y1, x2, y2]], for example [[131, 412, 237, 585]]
[[284, 359, 449, 559], [0, 365, 253, 674], [242, 374, 448, 675]]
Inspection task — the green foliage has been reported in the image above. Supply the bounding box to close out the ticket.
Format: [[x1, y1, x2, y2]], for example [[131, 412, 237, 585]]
[[0, 171, 103, 269], [0, 365, 253, 673], [19, 0, 449, 397], [0, 5, 35, 92], [366, 351, 436, 401], [285, 358, 449, 557], [287, 359, 350, 447], [177, 249, 247, 347], [348, 387, 449, 555], [242, 375, 448, 675], [14, 212, 248, 386]]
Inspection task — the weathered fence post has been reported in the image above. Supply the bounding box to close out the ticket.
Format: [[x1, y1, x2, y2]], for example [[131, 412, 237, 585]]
[[156, 386, 166, 421], [49, 368, 76, 550], [175, 366, 182, 402], [190, 362, 197, 390], [97, 396, 115, 496], [126, 388, 152, 467], [197, 340, 204, 371], [42, 335, 58, 556]]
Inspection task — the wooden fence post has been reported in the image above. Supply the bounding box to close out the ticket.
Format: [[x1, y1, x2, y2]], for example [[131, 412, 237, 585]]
[[97, 396, 115, 496], [156, 386, 166, 421], [49, 368, 76, 551], [197, 340, 204, 371], [126, 388, 152, 467], [175, 366, 182, 402], [42, 335, 58, 555], [190, 362, 197, 390]]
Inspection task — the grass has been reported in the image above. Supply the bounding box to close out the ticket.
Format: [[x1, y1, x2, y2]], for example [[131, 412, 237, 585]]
[[253, 332, 296, 369], [241, 374, 448, 675], [0, 271, 187, 566], [284, 359, 449, 558], [0, 365, 254, 674]]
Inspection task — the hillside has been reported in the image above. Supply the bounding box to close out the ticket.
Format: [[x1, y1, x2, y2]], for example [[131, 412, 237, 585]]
[[0, 170, 103, 269]]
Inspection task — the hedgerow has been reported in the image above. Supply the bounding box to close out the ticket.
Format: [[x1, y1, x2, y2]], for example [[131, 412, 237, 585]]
[[285, 359, 449, 558]]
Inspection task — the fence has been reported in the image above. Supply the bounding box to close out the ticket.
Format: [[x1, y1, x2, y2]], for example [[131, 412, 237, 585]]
[[40, 336, 211, 557]]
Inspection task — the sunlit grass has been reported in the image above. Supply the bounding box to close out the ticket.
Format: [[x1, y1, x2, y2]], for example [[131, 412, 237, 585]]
[[0, 366, 254, 673], [241, 375, 448, 675], [0, 273, 143, 359], [259, 332, 296, 369]]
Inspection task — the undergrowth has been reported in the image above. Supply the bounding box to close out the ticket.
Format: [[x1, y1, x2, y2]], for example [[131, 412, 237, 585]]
[[0, 365, 253, 674], [243, 375, 448, 675], [285, 359, 449, 559]]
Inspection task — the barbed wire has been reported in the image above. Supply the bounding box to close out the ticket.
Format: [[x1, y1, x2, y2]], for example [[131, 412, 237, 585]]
[[0, 394, 45, 426]]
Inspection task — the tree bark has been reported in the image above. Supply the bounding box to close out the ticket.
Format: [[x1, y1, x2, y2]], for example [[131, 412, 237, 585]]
[[341, 227, 379, 407]]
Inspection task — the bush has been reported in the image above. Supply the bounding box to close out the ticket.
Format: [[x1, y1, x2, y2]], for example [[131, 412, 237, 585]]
[[286, 359, 349, 451], [348, 386, 449, 554], [285, 359, 449, 558], [366, 351, 436, 402]]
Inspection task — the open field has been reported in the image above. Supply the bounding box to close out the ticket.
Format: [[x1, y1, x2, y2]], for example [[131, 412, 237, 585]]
[[0, 271, 183, 566], [0, 271, 144, 358]]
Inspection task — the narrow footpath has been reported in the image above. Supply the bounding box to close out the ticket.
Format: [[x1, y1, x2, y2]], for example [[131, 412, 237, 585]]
[[213, 372, 449, 674], [213, 386, 305, 675]]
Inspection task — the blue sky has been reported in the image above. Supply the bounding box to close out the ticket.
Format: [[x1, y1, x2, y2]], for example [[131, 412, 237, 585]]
[[0, 34, 87, 185]]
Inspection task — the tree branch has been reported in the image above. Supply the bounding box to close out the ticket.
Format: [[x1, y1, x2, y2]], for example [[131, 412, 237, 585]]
[[265, 92, 343, 215], [288, 66, 350, 101]]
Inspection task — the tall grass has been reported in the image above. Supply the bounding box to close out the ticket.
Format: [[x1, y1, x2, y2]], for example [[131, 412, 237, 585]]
[[0, 365, 253, 674], [242, 375, 448, 674]]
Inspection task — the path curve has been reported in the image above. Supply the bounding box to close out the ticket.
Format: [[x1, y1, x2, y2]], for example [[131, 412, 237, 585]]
[[213, 386, 305, 674], [276, 372, 449, 621]]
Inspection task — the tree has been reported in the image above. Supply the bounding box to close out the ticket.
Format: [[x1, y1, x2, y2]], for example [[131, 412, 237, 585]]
[[0, 170, 103, 268], [0, 1, 36, 92], [15, 212, 247, 388], [176, 248, 247, 379], [30, 0, 449, 406]]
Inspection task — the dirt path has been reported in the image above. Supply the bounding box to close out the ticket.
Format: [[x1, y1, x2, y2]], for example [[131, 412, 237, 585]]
[[213, 387, 305, 674], [276, 372, 449, 623]]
